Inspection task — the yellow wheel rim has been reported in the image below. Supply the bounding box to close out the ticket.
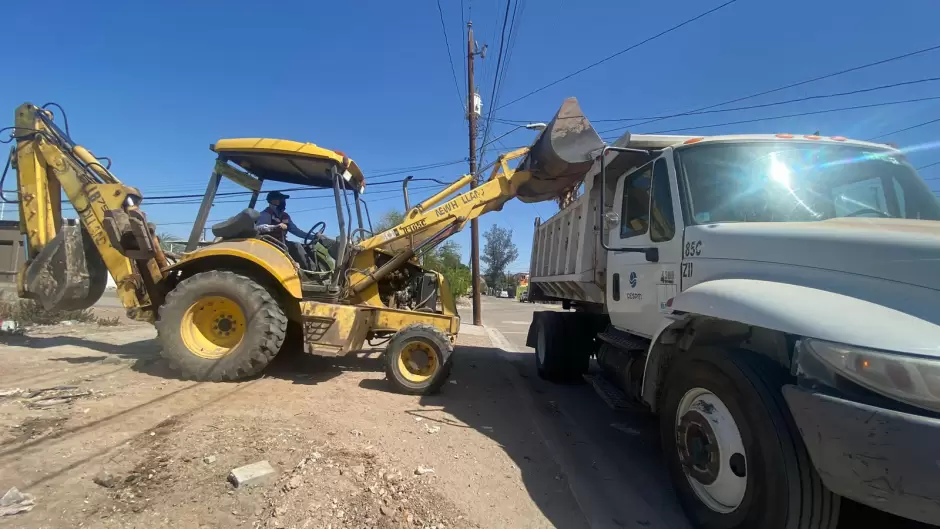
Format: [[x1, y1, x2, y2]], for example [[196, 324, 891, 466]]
[[179, 296, 247, 359], [397, 341, 440, 383]]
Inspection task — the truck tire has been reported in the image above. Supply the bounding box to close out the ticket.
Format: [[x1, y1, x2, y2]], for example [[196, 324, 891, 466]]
[[156, 271, 287, 381], [659, 347, 839, 529], [534, 312, 588, 381], [385, 323, 453, 395]]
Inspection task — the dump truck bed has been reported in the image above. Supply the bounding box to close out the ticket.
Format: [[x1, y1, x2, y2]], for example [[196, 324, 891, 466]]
[[528, 133, 694, 305]]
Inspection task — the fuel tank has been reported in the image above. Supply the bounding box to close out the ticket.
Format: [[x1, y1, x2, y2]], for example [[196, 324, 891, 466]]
[[514, 97, 605, 203]]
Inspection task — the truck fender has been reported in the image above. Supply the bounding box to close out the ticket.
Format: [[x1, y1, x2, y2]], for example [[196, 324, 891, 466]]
[[640, 279, 940, 411]]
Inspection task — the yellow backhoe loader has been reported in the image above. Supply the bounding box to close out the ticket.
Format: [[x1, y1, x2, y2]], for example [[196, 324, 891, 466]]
[[3, 98, 602, 394]]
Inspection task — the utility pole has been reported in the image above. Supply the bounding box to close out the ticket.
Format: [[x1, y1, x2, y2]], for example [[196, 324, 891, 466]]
[[467, 21, 483, 326]]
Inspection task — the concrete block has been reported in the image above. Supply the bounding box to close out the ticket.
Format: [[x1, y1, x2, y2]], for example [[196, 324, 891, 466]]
[[228, 461, 277, 488]]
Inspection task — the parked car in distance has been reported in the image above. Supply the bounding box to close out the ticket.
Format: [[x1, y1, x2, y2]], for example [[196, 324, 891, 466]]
[[499, 290, 508, 298], [520, 291, 529, 302]]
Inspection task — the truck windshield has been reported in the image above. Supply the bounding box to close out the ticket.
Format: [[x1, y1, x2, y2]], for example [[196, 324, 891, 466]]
[[676, 141, 940, 224]]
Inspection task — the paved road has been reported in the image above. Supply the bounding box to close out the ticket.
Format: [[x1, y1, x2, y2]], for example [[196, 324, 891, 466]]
[[479, 296, 928, 529], [479, 295, 693, 529]]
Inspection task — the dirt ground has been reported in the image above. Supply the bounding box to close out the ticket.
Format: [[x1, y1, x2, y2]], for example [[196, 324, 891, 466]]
[[0, 319, 584, 529]]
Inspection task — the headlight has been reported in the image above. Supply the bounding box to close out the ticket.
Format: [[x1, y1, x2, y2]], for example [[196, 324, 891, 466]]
[[800, 338, 940, 413]]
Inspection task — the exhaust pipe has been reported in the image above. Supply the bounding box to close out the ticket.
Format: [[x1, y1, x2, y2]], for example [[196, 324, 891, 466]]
[[514, 97, 605, 203]]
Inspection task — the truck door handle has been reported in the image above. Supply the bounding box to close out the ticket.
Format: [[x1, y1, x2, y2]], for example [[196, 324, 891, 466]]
[[612, 273, 620, 301]]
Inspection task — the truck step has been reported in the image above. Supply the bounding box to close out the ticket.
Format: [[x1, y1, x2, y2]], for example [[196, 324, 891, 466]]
[[597, 330, 650, 352], [584, 373, 638, 410]]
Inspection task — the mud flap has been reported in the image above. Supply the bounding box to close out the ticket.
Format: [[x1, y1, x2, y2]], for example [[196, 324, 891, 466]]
[[514, 97, 605, 203], [22, 225, 108, 311]]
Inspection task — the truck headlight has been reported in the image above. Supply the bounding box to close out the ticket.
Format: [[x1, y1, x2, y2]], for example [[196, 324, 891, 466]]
[[800, 338, 940, 413]]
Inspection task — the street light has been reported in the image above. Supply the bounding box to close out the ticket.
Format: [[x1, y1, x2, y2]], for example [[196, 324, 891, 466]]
[[479, 122, 547, 151]]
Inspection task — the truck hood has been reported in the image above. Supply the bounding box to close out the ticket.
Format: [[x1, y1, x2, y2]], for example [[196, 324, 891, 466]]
[[686, 218, 940, 291]]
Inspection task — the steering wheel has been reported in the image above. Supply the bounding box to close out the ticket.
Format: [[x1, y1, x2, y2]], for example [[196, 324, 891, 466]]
[[303, 221, 327, 246], [844, 208, 891, 218]]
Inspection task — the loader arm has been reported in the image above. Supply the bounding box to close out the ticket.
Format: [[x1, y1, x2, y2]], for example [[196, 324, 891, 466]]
[[359, 147, 532, 254], [9, 103, 165, 320], [348, 97, 604, 298]]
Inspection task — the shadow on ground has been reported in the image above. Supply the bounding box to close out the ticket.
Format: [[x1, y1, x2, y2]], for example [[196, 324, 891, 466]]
[[361, 342, 595, 529], [2, 332, 381, 387], [369, 340, 933, 529]]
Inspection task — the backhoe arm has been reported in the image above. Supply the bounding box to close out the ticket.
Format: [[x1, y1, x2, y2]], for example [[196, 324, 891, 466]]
[[10, 103, 165, 320]]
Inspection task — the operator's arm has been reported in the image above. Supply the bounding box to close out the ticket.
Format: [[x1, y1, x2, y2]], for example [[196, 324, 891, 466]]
[[255, 210, 282, 234], [286, 218, 308, 239]]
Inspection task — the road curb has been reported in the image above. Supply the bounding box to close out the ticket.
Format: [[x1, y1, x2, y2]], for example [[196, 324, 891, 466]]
[[484, 325, 524, 354]]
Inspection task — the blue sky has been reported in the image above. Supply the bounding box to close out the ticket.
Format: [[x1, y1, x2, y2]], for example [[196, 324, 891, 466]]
[[3, 0, 939, 272]]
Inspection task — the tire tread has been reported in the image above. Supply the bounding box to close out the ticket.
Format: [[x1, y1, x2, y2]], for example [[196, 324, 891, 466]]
[[156, 270, 287, 381]]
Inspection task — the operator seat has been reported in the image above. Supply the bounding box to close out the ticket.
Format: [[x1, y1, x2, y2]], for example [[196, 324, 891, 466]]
[[211, 209, 259, 240], [210, 208, 327, 279]]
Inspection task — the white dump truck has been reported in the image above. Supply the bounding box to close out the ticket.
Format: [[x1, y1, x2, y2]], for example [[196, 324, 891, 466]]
[[524, 112, 940, 529]]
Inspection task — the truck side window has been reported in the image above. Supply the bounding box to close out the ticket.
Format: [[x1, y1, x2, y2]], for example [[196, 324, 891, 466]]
[[649, 158, 675, 242], [619, 164, 652, 239]]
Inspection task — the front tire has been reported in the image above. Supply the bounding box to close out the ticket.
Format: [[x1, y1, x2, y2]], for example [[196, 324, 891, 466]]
[[660, 347, 839, 529], [156, 271, 288, 381], [385, 324, 453, 395]]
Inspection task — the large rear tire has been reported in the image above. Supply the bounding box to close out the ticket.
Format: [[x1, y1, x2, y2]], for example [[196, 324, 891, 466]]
[[156, 271, 288, 381], [385, 323, 453, 395], [534, 312, 588, 382], [660, 347, 839, 529]]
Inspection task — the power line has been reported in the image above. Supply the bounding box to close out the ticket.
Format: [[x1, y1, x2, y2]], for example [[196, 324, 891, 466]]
[[600, 95, 940, 136], [867, 116, 940, 141], [151, 183, 449, 226], [477, 0, 515, 163], [504, 76, 940, 124], [918, 161, 940, 171], [495, 0, 740, 110], [436, 0, 465, 111], [625, 42, 940, 130]]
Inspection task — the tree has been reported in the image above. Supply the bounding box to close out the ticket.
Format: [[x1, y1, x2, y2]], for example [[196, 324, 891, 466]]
[[156, 232, 180, 252], [374, 210, 405, 233], [482, 225, 518, 291]]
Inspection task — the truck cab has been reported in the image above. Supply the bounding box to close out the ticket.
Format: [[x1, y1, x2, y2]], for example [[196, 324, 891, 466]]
[[528, 130, 940, 529]]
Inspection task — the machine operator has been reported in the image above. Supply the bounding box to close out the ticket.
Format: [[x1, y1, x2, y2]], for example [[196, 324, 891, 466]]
[[256, 191, 339, 270], [256, 191, 307, 243]]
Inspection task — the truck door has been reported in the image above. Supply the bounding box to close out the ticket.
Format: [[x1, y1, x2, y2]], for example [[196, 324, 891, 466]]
[[606, 154, 681, 337]]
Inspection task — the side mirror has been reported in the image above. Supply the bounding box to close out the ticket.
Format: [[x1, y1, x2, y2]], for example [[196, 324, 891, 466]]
[[604, 211, 620, 228]]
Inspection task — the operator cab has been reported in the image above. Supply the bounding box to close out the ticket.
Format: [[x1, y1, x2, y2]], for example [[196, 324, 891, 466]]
[[186, 139, 371, 298]]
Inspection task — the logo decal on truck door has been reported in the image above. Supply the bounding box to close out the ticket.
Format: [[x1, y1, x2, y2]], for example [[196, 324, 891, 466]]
[[629, 271, 637, 288]]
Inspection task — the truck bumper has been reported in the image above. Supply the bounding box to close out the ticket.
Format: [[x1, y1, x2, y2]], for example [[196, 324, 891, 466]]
[[783, 385, 940, 526]]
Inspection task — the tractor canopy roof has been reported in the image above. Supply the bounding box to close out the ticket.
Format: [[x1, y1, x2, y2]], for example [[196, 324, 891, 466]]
[[211, 138, 366, 192]]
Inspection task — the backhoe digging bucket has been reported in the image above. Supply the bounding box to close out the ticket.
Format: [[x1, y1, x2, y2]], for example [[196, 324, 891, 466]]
[[515, 97, 605, 203], [22, 225, 109, 311]]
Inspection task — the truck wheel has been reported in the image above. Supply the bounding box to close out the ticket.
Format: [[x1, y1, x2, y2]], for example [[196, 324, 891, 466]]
[[156, 271, 287, 381], [534, 312, 588, 382], [660, 347, 839, 529], [385, 324, 453, 395]]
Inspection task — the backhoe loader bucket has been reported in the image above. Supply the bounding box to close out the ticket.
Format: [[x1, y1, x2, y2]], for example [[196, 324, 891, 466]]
[[21, 225, 108, 311], [514, 97, 605, 203]]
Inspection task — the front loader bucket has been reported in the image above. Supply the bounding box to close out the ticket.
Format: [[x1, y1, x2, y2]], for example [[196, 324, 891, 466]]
[[515, 97, 605, 203], [21, 225, 108, 311]]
